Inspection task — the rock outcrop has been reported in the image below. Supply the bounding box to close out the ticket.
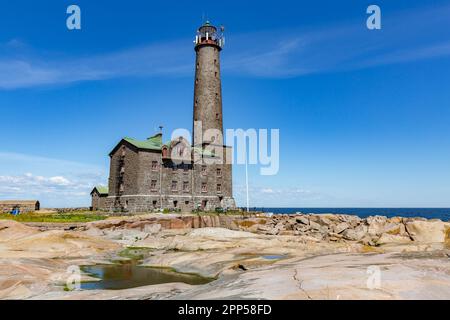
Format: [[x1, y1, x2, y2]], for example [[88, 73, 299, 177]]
[[242, 214, 449, 246], [404, 220, 448, 243], [83, 213, 450, 247], [1, 213, 450, 300]]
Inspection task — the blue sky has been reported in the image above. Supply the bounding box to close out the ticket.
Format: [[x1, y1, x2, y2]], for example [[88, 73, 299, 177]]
[[1, 0, 450, 207]]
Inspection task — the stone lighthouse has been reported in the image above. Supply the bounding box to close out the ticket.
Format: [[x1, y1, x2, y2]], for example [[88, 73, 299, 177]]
[[193, 21, 225, 147], [192, 21, 236, 210]]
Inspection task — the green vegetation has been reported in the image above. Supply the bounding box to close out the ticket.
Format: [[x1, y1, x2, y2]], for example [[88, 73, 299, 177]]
[[117, 247, 153, 261], [0, 212, 107, 223]]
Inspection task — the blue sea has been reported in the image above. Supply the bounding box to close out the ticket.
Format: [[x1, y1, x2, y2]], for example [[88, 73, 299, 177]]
[[248, 208, 450, 222]]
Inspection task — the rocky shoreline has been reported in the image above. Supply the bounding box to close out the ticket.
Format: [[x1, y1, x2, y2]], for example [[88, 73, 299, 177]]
[[244, 213, 450, 245], [1, 213, 449, 299], [84, 212, 450, 247]]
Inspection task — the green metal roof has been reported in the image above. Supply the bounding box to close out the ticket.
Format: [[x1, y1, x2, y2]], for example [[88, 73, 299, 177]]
[[112, 133, 217, 158], [124, 133, 163, 151], [94, 185, 108, 195]]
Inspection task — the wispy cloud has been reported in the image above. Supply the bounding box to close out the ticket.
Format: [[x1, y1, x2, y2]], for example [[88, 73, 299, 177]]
[[0, 4, 449, 89], [0, 39, 193, 89], [0, 152, 106, 207], [0, 172, 103, 206], [224, 4, 450, 77], [1, 173, 79, 194]]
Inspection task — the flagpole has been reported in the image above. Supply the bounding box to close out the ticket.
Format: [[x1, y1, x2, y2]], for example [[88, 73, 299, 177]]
[[245, 148, 249, 212]]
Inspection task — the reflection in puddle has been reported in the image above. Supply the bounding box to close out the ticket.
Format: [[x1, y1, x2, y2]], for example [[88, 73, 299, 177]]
[[80, 248, 214, 290], [80, 264, 213, 290]]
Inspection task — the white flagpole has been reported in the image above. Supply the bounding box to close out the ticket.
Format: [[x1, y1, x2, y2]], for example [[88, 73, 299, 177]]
[[245, 148, 249, 212]]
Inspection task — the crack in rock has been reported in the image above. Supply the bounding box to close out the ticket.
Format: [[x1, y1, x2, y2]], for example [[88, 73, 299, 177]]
[[293, 269, 313, 300]]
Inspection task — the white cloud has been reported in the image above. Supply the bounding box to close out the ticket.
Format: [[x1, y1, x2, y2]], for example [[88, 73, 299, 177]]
[[48, 176, 71, 186], [0, 4, 449, 89], [0, 172, 103, 206], [0, 152, 106, 207], [0, 40, 192, 89], [1, 173, 70, 193]]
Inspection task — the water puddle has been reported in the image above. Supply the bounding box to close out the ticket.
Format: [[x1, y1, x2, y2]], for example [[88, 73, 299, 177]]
[[261, 255, 287, 260], [80, 248, 214, 290]]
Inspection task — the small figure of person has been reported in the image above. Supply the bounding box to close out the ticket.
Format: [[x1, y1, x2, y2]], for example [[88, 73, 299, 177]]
[[11, 207, 20, 216]]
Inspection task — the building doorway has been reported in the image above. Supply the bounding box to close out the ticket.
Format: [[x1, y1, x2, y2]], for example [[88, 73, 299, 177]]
[[201, 200, 208, 210]]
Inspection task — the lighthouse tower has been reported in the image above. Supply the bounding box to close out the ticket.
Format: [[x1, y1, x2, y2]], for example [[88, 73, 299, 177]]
[[193, 21, 225, 147], [191, 21, 235, 211]]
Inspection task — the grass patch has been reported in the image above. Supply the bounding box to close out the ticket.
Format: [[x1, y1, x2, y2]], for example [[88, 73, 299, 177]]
[[118, 247, 153, 260], [0, 213, 107, 223], [238, 220, 258, 228], [360, 244, 382, 253]]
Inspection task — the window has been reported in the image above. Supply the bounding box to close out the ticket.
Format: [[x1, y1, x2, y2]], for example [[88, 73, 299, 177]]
[[152, 200, 157, 207], [215, 71, 218, 78], [171, 181, 178, 191], [173, 201, 178, 208], [216, 168, 222, 177], [195, 78, 199, 85], [216, 113, 219, 120], [183, 164, 189, 172], [183, 181, 189, 192], [217, 184, 222, 193], [196, 63, 199, 69], [201, 182, 207, 193], [185, 201, 189, 205], [151, 161, 158, 171], [201, 165, 207, 175], [121, 147, 126, 157], [119, 183, 124, 192], [150, 180, 157, 191]]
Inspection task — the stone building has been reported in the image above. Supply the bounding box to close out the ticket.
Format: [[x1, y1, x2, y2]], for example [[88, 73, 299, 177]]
[[90, 186, 108, 211], [0, 200, 40, 213], [97, 21, 236, 213]]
